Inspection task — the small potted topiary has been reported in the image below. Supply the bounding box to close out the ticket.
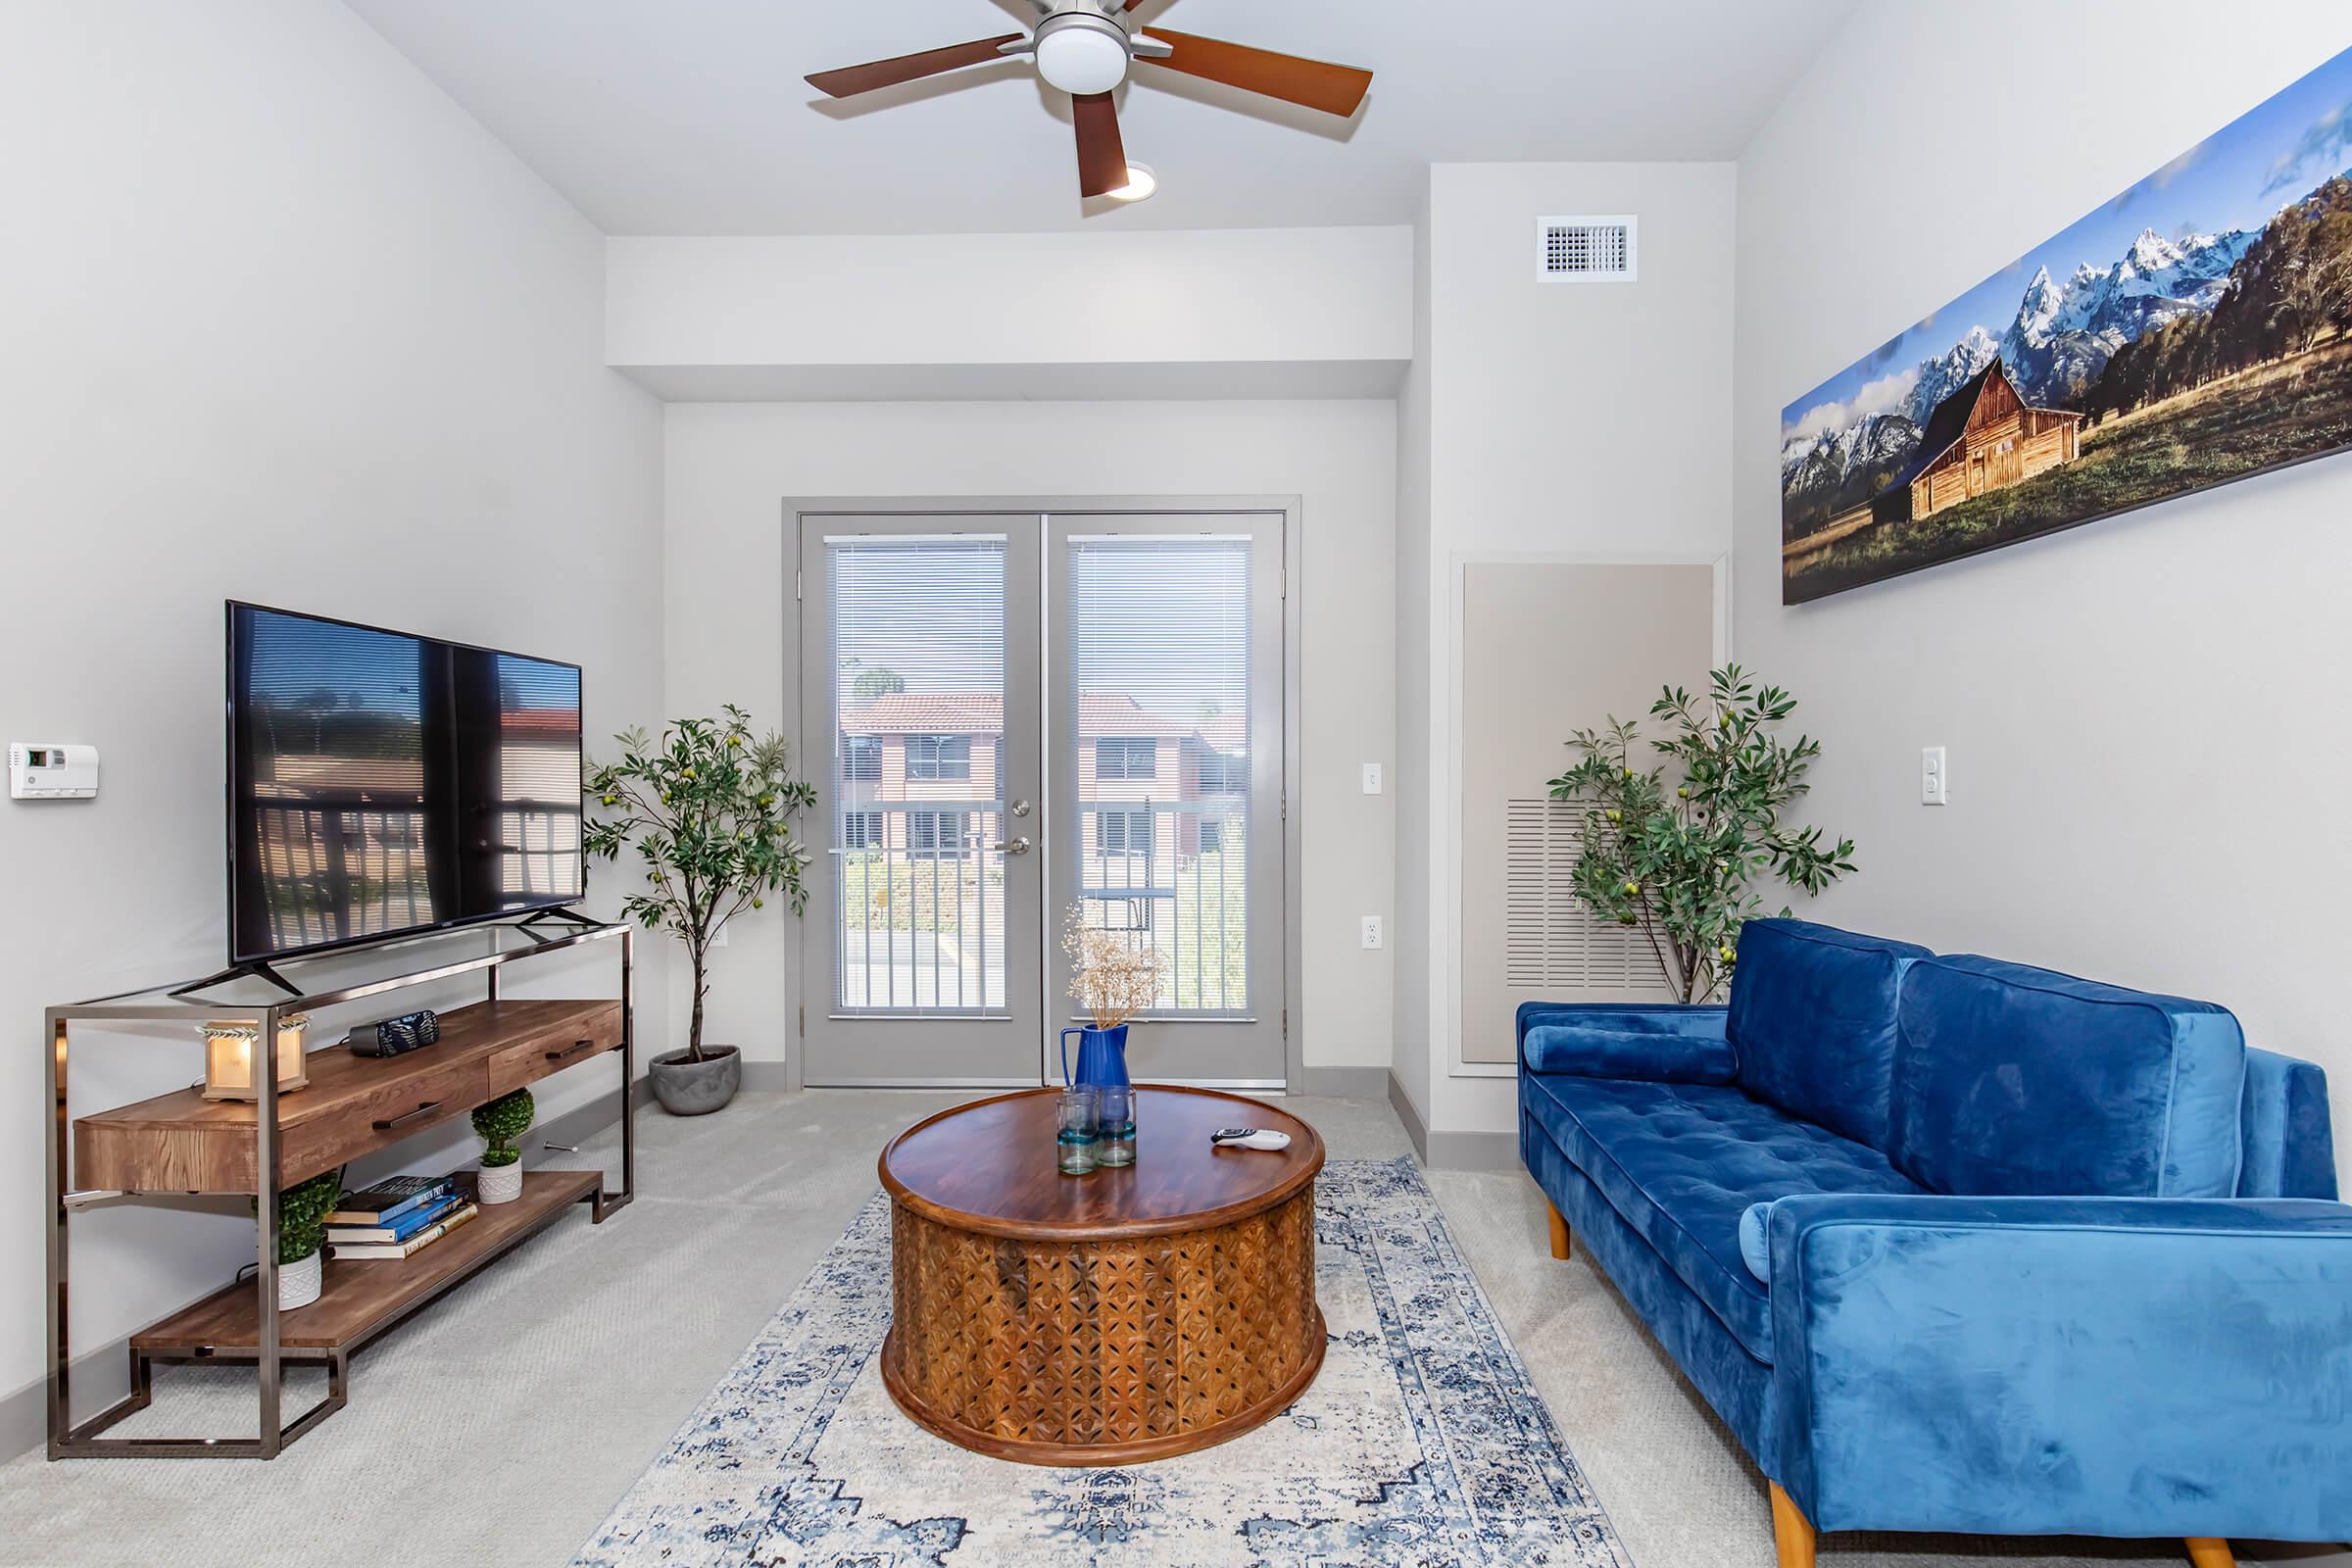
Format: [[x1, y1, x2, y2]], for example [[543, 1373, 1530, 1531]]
[[261, 1169, 341, 1311], [471, 1088, 534, 1204]]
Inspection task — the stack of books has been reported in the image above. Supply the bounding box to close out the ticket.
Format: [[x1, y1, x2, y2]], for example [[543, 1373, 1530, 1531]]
[[324, 1174, 479, 1261]]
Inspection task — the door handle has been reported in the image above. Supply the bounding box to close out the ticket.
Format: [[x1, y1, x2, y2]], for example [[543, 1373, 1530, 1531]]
[[992, 836, 1032, 856]]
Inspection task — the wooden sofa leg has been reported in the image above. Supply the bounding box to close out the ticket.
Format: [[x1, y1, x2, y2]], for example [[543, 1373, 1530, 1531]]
[[2183, 1541, 2234, 1568], [1769, 1482, 1816, 1568], [1546, 1201, 1570, 1260]]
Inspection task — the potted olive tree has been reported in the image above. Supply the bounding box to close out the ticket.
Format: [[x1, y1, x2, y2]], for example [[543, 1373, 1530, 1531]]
[[472, 1088, 533, 1203], [583, 706, 814, 1115], [1550, 665, 1857, 1004]]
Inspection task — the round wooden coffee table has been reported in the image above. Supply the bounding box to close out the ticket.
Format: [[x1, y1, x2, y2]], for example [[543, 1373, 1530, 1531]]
[[877, 1084, 1326, 1467]]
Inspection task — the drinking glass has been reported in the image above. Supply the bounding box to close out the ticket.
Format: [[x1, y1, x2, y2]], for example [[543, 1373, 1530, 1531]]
[[1056, 1087, 1101, 1176], [1097, 1084, 1136, 1167]]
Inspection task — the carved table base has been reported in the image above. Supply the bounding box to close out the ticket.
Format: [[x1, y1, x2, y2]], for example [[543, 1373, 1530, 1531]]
[[881, 1182, 1324, 1466]]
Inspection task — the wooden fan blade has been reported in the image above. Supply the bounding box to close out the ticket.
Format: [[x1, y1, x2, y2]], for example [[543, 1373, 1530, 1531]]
[[1072, 91, 1128, 199], [805, 34, 1024, 98], [1137, 28, 1372, 118]]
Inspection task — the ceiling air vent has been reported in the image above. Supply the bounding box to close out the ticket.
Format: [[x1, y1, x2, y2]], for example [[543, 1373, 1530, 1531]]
[[1539, 217, 1637, 282]]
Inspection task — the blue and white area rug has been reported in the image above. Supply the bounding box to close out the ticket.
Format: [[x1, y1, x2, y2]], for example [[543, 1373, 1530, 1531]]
[[574, 1157, 1628, 1567]]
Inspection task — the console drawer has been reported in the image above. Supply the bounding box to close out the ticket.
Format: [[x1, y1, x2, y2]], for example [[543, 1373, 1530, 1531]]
[[487, 1002, 623, 1097]]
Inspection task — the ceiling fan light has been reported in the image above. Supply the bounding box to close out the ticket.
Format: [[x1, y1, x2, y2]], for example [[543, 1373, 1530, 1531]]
[[1106, 162, 1158, 202], [1034, 21, 1130, 95]]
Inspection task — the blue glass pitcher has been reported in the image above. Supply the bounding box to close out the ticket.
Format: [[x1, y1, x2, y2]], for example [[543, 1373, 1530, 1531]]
[[1059, 1024, 1131, 1089]]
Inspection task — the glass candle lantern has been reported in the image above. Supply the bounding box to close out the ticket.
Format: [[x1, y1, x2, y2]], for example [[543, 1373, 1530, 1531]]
[[199, 1013, 310, 1102]]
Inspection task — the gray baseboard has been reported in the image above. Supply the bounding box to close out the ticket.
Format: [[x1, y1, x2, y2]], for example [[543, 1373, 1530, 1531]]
[[1422, 1126, 1523, 1170], [1388, 1069, 1432, 1161], [1295, 1065, 1389, 1099], [1386, 1070, 1524, 1171], [741, 1058, 797, 1094], [6, 1083, 646, 1464]]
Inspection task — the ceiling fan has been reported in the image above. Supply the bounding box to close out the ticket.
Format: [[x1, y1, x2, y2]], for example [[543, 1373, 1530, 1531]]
[[805, 1, 1373, 201]]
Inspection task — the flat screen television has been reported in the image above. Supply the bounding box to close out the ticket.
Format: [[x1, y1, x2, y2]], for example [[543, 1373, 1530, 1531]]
[[225, 603, 584, 965]]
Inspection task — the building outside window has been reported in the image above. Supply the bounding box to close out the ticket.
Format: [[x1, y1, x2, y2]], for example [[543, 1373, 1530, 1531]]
[[842, 736, 881, 781], [842, 809, 884, 850]]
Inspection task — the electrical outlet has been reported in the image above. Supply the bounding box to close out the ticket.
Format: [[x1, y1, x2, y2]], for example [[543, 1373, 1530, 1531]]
[[1921, 746, 1948, 807], [709, 920, 730, 949], [1360, 915, 1384, 951], [1361, 761, 1384, 795]]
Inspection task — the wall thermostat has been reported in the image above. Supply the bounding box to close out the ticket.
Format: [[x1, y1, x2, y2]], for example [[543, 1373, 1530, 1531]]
[[9, 744, 99, 800]]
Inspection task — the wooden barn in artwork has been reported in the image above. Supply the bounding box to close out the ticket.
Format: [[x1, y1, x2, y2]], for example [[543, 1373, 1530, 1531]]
[[1871, 357, 2082, 525]]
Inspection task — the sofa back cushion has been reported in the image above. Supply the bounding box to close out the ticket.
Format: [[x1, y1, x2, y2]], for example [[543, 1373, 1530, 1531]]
[[1726, 919, 1931, 1150], [2238, 1047, 2338, 1200], [1889, 955, 2246, 1198]]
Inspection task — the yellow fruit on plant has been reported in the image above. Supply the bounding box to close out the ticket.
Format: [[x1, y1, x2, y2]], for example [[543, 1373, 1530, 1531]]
[[1623, 880, 1640, 896], [1605, 808, 1622, 823]]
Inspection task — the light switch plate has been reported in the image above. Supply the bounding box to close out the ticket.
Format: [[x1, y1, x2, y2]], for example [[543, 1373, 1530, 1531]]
[[1920, 746, 1948, 807], [1361, 761, 1383, 795]]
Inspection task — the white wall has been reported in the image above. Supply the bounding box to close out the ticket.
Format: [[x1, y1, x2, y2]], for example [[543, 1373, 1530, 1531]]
[[1396, 162, 1738, 1143], [1735, 2, 2352, 1175], [662, 400, 1396, 1077], [608, 228, 1413, 401], [1392, 178, 1438, 1124], [0, 0, 665, 1420]]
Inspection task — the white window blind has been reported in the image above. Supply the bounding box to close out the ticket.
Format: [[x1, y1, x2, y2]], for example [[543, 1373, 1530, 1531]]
[[826, 536, 1007, 1012], [1068, 535, 1250, 1014]]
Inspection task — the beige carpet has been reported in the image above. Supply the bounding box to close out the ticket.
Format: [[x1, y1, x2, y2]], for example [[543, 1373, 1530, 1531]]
[[0, 1089, 2339, 1568]]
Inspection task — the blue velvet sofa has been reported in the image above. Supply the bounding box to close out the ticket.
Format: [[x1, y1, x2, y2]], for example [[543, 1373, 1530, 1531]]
[[1516, 918, 2350, 1568]]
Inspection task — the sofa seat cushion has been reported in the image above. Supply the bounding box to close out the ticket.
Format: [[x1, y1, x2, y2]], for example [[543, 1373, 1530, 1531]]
[[1522, 1073, 1928, 1362], [1890, 955, 2247, 1198]]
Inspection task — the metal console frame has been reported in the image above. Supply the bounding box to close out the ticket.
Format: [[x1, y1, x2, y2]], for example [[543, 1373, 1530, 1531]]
[[45, 919, 635, 1458]]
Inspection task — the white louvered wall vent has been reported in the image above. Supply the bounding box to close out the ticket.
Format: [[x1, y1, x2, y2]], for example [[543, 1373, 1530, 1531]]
[[1538, 216, 1638, 282], [1504, 799, 1670, 992]]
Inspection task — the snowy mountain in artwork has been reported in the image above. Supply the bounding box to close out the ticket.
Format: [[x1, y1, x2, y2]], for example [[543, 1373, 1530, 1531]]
[[1782, 226, 2252, 515], [1998, 226, 2252, 404]]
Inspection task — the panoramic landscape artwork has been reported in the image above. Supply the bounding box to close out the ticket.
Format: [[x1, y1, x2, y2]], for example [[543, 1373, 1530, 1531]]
[[1781, 46, 2352, 603]]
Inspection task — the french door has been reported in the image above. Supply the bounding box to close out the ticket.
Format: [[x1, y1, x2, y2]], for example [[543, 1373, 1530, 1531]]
[[797, 506, 1286, 1089]]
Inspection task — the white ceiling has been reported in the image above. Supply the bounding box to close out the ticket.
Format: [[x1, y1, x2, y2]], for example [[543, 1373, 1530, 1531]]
[[344, 0, 1859, 235]]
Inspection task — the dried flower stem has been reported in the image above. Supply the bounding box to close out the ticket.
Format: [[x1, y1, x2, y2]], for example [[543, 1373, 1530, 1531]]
[[1060, 906, 1168, 1030]]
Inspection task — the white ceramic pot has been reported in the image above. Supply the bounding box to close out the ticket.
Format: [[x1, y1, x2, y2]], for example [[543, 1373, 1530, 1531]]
[[279, 1249, 322, 1312], [477, 1159, 523, 1205]]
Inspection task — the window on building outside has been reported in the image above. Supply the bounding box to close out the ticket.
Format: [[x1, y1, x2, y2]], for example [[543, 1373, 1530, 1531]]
[[842, 736, 881, 781], [1099, 808, 1152, 858], [908, 809, 968, 857], [906, 735, 971, 781], [1197, 752, 1247, 793], [842, 810, 884, 850], [1096, 737, 1156, 781]]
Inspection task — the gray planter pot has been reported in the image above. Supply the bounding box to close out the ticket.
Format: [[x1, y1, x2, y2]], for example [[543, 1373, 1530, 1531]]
[[649, 1044, 742, 1116]]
